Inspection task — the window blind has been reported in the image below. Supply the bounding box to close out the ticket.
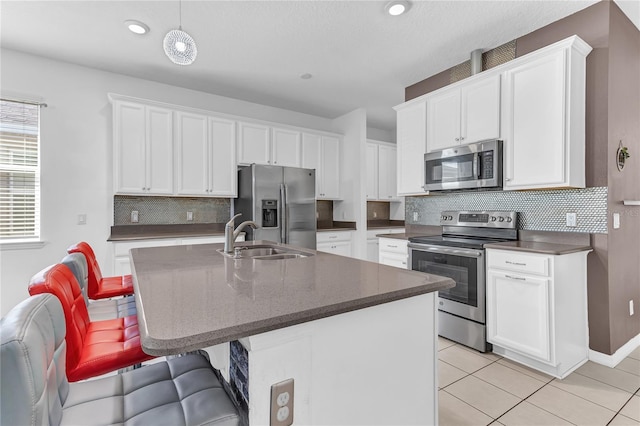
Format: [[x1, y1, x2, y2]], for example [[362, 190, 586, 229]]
[[0, 99, 40, 241]]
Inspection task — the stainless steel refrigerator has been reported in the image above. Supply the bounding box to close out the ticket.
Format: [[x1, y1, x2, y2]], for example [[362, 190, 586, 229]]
[[234, 164, 316, 249]]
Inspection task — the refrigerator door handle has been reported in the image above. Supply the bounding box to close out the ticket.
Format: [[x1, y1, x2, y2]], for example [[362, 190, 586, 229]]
[[280, 183, 287, 243]]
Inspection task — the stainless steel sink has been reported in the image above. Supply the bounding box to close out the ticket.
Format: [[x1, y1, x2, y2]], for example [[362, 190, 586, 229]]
[[218, 244, 314, 260]]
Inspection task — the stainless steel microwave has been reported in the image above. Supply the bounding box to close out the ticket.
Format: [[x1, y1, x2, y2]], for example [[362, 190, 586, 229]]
[[424, 140, 503, 192]]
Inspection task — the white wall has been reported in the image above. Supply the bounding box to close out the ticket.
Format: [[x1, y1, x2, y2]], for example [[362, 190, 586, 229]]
[[331, 109, 368, 259], [0, 49, 338, 315]]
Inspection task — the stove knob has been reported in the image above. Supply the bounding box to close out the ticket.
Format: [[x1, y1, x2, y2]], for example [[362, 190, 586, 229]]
[[448, 215, 454, 221], [441, 215, 447, 221], [491, 216, 497, 222], [506, 217, 513, 223], [498, 217, 505, 222]]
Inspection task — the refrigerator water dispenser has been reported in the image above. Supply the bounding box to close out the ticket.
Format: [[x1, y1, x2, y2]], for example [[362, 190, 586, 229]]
[[262, 199, 278, 227]]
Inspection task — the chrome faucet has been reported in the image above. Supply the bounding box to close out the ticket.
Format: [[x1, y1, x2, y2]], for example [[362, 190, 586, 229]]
[[224, 213, 258, 253]]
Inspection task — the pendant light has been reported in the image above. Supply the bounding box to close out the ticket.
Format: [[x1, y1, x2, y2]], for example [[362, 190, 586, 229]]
[[163, 0, 197, 65]]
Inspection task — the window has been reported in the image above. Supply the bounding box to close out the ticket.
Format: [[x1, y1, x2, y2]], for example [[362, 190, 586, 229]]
[[0, 99, 41, 242]]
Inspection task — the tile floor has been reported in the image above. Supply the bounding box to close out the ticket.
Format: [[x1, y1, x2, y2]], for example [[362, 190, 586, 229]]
[[438, 337, 640, 426]]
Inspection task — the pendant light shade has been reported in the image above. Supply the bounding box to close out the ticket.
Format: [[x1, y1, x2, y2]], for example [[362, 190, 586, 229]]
[[163, 28, 197, 65], [164, 0, 197, 65]]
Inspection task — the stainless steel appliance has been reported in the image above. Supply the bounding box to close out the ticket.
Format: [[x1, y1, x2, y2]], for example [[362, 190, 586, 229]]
[[234, 164, 317, 249], [424, 140, 503, 192], [408, 211, 518, 352]]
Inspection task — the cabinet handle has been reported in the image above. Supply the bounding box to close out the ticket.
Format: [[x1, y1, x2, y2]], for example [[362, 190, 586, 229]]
[[460, 137, 465, 141], [388, 245, 398, 248], [455, 137, 460, 141], [505, 178, 512, 182], [329, 236, 337, 239], [505, 274, 527, 281], [505, 260, 526, 266]]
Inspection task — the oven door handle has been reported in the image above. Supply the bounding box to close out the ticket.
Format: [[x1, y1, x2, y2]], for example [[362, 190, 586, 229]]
[[408, 244, 483, 258]]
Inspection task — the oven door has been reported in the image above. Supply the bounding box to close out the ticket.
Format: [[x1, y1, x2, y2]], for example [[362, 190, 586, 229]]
[[408, 244, 485, 323]]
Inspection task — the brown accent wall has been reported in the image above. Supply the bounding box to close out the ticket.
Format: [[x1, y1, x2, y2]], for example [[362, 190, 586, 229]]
[[403, 1, 640, 354], [605, 3, 640, 352]]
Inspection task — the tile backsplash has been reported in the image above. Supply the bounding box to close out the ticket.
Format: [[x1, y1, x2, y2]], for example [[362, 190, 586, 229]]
[[114, 195, 230, 225], [406, 187, 608, 234]]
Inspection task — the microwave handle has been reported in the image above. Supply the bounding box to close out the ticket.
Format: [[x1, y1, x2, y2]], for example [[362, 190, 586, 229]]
[[473, 153, 480, 179]]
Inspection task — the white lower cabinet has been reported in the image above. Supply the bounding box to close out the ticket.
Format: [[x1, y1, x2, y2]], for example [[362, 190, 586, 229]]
[[366, 229, 405, 263], [316, 231, 352, 257], [486, 248, 590, 378], [112, 235, 242, 276], [378, 237, 408, 269]]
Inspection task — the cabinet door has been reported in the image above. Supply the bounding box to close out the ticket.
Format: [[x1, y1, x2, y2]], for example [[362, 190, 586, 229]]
[[396, 101, 427, 196], [272, 128, 301, 167], [209, 117, 237, 196], [378, 145, 398, 200], [146, 107, 174, 194], [175, 112, 209, 195], [366, 143, 379, 200], [301, 133, 322, 198], [379, 252, 408, 269], [427, 89, 461, 151], [487, 271, 552, 363], [462, 75, 501, 143], [114, 101, 147, 194], [503, 51, 566, 189], [320, 136, 341, 199], [238, 122, 271, 165]]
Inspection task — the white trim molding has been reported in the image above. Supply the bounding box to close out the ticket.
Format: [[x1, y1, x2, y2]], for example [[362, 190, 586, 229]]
[[589, 333, 640, 367]]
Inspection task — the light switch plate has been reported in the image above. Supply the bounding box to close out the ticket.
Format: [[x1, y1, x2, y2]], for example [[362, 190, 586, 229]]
[[270, 379, 294, 426], [566, 213, 577, 227], [131, 210, 139, 223], [613, 213, 620, 229]]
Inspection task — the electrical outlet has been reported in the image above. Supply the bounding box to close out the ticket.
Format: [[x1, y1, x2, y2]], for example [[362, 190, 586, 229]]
[[630, 300, 634, 316], [270, 379, 294, 426], [187, 211, 194, 221], [413, 211, 418, 221], [373, 211, 377, 218], [131, 210, 139, 223], [613, 213, 620, 229], [77, 214, 87, 225], [566, 213, 577, 227]]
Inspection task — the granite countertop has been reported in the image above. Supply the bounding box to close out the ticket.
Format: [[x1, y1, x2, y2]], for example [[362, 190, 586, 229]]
[[130, 240, 454, 355], [108, 224, 227, 241], [484, 240, 592, 255], [366, 220, 405, 229], [375, 232, 434, 240], [317, 221, 357, 232]]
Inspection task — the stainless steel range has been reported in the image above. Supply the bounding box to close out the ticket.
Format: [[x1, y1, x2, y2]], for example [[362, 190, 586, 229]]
[[408, 211, 518, 352]]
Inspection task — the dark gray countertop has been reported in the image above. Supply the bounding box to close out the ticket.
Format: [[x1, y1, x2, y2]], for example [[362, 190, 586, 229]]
[[484, 240, 592, 255], [108, 223, 226, 241], [130, 240, 454, 355]]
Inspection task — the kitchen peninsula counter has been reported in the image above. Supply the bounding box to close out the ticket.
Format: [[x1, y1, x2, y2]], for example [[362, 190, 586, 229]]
[[130, 240, 453, 355], [131, 240, 451, 425]]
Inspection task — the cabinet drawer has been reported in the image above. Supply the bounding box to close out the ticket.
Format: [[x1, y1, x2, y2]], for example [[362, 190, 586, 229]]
[[379, 238, 407, 255], [487, 250, 550, 276], [316, 231, 352, 243]]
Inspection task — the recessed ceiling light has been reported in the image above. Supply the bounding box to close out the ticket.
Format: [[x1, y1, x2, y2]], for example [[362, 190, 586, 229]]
[[385, 1, 411, 16], [125, 20, 150, 35], [300, 73, 313, 80]]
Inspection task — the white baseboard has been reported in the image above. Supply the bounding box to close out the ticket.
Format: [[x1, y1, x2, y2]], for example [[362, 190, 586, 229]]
[[589, 333, 640, 367]]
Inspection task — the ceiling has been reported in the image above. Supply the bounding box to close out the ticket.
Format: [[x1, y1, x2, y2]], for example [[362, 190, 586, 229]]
[[2, 1, 638, 132]]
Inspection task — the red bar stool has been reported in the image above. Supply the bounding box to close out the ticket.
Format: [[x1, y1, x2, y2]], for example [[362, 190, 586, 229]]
[[28, 263, 154, 382], [67, 241, 134, 299]]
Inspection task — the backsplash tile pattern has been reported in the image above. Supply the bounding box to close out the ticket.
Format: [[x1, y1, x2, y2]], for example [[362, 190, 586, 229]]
[[406, 187, 608, 234], [114, 195, 230, 225]]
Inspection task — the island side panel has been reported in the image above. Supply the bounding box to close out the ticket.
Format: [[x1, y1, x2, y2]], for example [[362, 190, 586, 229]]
[[242, 292, 438, 425]]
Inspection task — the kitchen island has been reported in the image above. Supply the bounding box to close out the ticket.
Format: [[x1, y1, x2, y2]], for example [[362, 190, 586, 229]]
[[130, 241, 454, 425]]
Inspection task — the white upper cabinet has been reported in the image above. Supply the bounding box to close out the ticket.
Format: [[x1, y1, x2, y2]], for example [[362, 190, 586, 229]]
[[114, 101, 173, 195], [271, 127, 301, 167], [366, 141, 399, 201], [237, 123, 302, 167], [427, 74, 501, 152], [302, 133, 341, 200], [237, 122, 271, 165], [502, 37, 590, 190], [175, 112, 209, 195], [394, 100, 428, 196], [175, 113, 237, 197]]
